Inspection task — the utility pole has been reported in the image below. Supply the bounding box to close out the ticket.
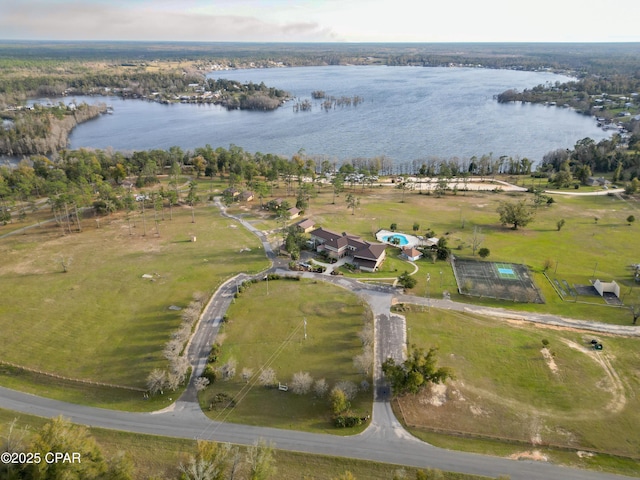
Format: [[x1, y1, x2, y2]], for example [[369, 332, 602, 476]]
[[303, 318, 307, 340], [426, 273, 431, 312]]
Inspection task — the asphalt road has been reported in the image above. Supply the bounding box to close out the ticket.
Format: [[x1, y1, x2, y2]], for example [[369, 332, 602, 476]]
[[0, 385, 635, 480]]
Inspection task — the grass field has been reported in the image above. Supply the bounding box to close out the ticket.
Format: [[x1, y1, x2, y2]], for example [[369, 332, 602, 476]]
[[200, 279, 373, 433], [394, 306, 640, 473], [253, 181, 640, 323], [0, 198, 269, 407]]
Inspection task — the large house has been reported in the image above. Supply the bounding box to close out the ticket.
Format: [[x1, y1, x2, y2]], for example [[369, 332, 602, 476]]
[[309, 227, 386, 272]]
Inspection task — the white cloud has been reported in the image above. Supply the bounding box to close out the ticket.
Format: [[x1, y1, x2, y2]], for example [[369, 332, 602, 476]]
[[0, 1, 339, 41], [0, 0, 638, 42]]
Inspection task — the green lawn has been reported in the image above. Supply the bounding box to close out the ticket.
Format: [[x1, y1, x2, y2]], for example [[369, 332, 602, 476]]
[[0, 202, 269, 407], [397, 307, 640, 465], [200, 279, 372, 433], [288, 185, 640, 323]]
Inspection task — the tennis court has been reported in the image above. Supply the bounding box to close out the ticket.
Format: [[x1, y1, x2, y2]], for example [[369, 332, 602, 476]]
[[452, 258, 544, 303]]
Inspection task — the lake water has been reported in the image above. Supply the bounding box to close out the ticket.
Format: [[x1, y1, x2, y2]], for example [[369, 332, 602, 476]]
[[65, 66, 610, 163]]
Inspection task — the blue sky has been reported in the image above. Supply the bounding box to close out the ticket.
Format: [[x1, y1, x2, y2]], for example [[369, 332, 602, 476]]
[[1, 0, 639, 42]]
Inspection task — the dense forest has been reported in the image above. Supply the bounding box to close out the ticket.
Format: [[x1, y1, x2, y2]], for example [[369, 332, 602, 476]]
[[0, 102, 106, 155], [1, 135, 639, 226]]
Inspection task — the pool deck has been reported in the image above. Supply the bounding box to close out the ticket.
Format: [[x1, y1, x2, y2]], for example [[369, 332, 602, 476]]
[[375, 229, 424, 248]]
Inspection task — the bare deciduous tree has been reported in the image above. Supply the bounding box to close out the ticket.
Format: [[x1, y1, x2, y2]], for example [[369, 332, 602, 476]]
[[470, 226, 485, 256], [334, 380, 358, 401], [219, 358, 237, 381], [146, 369, 167, 395], [241, 367, 254, 383], [353, 350, 373, 376], [58, 255, 73, 273], [246, 440, 276, 480], [169, 355, 190, 386], [166, 372, 181, 392], [194, 377, 210, 392], [314, 378, 329, 398], [179, 441, 235, 480], [1, 418, 29, 454], [357, 323, 374, 346], [290, 371, 314, 395], [258, 368, 277, 387]]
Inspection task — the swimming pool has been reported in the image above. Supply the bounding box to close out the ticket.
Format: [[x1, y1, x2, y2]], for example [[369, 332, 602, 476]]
[[381, 234, 409, 246]]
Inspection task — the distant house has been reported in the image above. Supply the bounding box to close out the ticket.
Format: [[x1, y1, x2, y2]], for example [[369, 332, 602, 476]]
[[296, 218, 315, 233], [265, 198, 286, 210], [309, 227, 386, 272], [223, 187, 240, 198], [586, 177, 611, 187], [287, 207, 301, 219], [401, 247, 423, 262], [239, 191, 254, 202]]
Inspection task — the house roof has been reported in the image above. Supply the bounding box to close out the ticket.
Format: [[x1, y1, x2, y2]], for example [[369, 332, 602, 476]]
[[354, 243, 387, 261], [310, 227, 341, 242], [296, 218, 315, 230], [288, 207, 300, 215], [402, 247, 422, 258], [310, 228, 386, 260]]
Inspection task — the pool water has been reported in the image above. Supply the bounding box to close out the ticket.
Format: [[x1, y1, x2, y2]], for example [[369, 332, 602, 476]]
[[382, 234, 409, 246]]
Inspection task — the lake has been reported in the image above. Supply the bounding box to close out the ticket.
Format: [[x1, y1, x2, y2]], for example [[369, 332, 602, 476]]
[[66, 65, 610, 164]]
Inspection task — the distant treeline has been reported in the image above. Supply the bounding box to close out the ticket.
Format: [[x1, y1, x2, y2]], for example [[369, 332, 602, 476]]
[[2, 133, 639, 223], [497, 75, 640, 117], [2, 41, 640, 75], [0, 70, 289, 109], [0, 102, 106, 156]]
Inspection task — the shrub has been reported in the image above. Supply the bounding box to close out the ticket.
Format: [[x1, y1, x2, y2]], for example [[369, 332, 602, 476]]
[[202, 364, 218, 383], [330, 387, 350, 415], [207, 343, 221, 364], [334, 415, 363, 428]]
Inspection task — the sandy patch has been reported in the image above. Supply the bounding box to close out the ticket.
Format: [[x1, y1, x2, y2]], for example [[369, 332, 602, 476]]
[[422, 383, 448, 407], [508, 450, 548, 462], [541, 347, 559, 374], [469, 405, 488, 416], [577, 451, 595, 458]]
